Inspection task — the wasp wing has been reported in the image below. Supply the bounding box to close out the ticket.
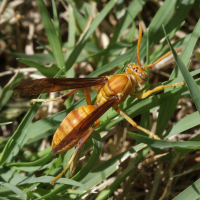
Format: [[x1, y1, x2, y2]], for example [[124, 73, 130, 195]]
[[52, 96, 118, 154], [14, 77, 108, 97]]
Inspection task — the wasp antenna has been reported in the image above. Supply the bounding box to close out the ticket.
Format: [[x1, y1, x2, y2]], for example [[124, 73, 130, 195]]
[[144, 48, 182, 69], [136, 24, 143, 66]]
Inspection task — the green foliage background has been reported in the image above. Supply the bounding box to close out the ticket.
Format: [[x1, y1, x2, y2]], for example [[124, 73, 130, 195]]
[[0, 0, 200, 199]]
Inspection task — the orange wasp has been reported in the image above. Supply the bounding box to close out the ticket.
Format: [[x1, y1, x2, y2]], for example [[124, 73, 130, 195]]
[[14, 24, 185, 185]]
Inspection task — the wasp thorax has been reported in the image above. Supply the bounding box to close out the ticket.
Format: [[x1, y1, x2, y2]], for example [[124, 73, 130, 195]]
[[126, 63, 148, 84]]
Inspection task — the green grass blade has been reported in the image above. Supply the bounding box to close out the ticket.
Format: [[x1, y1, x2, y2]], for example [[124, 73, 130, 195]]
[[17, 59, 60, 78], [163, 22, 200, 115], [7, 152, 53, 167], [173, 178, 200, 200], [18, 176, 84, 187], [66, 4, 76, 79], [155, 15, 196, 136], [128, 132, 200, 149], [164, 111, 200, 139], [36, 0, 65, 70], [52, 0, 62, 45], [9, 52, 55, 63]]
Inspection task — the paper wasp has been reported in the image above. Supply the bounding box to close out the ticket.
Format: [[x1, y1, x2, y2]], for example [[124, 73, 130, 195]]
[[14, 24, 185, 185]]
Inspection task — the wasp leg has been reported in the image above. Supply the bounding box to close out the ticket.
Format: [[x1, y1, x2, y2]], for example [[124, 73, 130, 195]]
[[50, 119, 100, 185], [115, 108, 160, 140], [132, 81, 185, 99], [84, 87, 92, 105], [30, 89, 78, 105]]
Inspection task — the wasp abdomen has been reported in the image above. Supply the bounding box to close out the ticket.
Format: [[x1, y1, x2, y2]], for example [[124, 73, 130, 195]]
[[52, 105, 96, 154]]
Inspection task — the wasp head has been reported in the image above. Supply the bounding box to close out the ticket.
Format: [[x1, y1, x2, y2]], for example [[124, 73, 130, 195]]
[[126, 63, 148, 85]]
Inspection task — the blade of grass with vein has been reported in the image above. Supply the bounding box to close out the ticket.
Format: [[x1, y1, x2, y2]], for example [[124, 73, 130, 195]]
[[36, 0, 65, 70], [163, 22, 200, 115], [65, 0, 116, 71], [173, 178, 200, 200], [36, 41, 54, 57], [89, 42, 132, 58], [10, 163, 53, 172], [128, 132, 200, 149], [154, 25, 187, 136], [155, 5, 197, 136]]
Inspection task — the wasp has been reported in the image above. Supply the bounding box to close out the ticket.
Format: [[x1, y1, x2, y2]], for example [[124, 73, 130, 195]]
[[14, 24, 185, 184]]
